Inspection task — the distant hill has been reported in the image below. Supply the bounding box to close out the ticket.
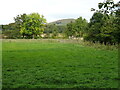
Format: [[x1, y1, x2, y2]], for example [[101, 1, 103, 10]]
[[48, 19, 76, 25]]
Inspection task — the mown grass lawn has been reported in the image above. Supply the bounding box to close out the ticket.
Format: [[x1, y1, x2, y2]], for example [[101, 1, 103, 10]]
[[2, 39, 118, 88]]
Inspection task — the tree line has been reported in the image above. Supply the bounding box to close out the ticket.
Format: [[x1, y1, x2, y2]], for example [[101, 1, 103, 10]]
[[1, 0, 120, 44]]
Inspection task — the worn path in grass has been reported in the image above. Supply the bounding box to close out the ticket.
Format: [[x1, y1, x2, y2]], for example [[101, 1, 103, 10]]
[[2, 39, 118, 88]]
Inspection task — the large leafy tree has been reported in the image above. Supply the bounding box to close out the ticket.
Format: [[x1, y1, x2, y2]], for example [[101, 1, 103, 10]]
[[66, 17, 88, 38], [91, 0, 120, 44], [51, 24, 58, 38], [14, 13, 46, 39], [85, 12, 104, 43], [66, 21, 75, 38], [85, 0, 120, 44], [100, 15, 116, 44], [74, 17, 88, 37], [86, 12, 118, 44], [97, 0, 120, 43], [44, 24, 59, 38]]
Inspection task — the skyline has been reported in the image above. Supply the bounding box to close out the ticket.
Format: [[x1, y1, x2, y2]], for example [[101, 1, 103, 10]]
[[0, 0, 118, 24]]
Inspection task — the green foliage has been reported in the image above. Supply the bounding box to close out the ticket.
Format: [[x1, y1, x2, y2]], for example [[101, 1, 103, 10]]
[[57, 25, 67, 33], [65, 17, 88, 38], [84, 12, 104, 42], [51, 24, 58, 38], [74, 17, 88, 37], [2, 40, 118, 88], [66, 21, 75, 37], [85, 0, 120, 44], [97, 0, 119, 14], [2, 23, 21, 39], [1, 25, 9, 31], [98, 0, 120, 44], [113, 9, 120, 43], [14, 13, 46, 39], [44, 24, 58, 38], [2, 30, 21, 39], [44, 24, 66, 38], [85, 12, 118, 44]]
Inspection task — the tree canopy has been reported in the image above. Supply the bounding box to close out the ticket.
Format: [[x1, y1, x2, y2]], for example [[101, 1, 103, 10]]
[[14, 13, 46, 39], [65, 17, 88, 38]]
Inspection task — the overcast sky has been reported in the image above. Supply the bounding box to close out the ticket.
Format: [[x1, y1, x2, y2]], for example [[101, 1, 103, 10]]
[[0, 0, 118, 24]]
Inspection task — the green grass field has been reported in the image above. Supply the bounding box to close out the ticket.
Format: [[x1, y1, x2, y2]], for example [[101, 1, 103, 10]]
[[2, 39, 118, 88]]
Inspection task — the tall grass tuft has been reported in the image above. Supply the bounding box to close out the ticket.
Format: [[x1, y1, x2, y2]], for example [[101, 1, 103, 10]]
[[79, 40, 118, 51]]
